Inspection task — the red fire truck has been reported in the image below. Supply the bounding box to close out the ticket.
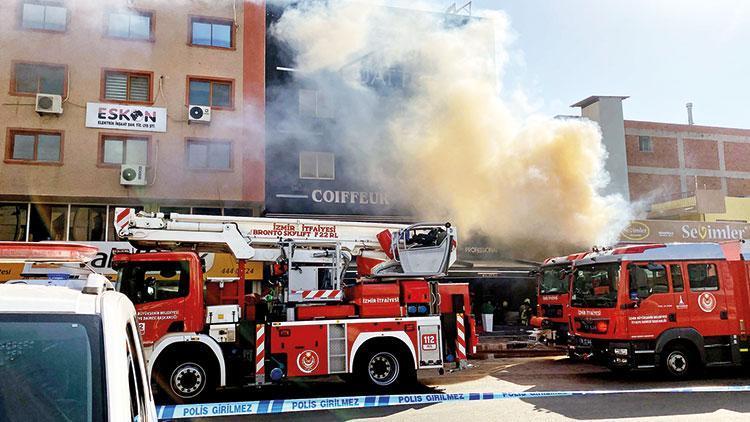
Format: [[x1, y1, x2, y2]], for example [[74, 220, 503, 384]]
[[111, 209, 477, 402], [531, 252, 588, 345], [568, 242, 750, 378]]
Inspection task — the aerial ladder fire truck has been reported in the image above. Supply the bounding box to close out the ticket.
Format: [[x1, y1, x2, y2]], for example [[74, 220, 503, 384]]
[[111, 208, 477, 402]]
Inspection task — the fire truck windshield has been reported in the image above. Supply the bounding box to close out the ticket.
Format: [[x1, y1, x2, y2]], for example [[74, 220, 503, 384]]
[[571, 263, 619, 308], [539, 266, 569, 294], [116, 260, 191, 305]]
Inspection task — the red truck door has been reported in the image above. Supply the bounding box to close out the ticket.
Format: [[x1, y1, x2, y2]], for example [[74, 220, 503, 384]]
[[625, 263, 677, 339], [117, 257, 202, 345], [669, 264, 691, 326], [683, 261, 730, 336]]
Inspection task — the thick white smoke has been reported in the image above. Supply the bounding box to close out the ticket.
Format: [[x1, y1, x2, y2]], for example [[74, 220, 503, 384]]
[[271, 1, 631, 257]]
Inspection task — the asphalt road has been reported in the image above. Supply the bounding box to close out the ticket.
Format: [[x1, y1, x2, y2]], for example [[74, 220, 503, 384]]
[[171, 356, 750, 421]]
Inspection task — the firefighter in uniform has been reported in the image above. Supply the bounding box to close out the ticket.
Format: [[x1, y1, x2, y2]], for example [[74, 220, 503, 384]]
[[519, 298, 532, 326]]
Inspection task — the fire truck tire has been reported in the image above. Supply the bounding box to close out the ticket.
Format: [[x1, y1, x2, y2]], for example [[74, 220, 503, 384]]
[[356, 347, 416, 390], [661, 343, 695, 379], [156, 358, 217, 404]]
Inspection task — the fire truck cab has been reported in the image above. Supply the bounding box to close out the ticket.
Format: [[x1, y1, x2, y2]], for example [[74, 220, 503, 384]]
[[569, 242, 750, 378], [111, 209, 477, 402], [531, 252, 587, 345]]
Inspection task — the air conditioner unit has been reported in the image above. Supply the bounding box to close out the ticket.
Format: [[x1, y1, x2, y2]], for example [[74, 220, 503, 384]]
[[35, 93, 63, 115], [188, 105, 211, 123], [120, 164, 147, 186]]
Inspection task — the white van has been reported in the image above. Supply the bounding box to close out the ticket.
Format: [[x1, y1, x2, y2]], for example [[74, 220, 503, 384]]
[[0, 272, 158, 422]]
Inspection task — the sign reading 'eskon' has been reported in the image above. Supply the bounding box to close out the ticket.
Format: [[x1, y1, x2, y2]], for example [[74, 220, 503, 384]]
[[85, 102, 167, 132]]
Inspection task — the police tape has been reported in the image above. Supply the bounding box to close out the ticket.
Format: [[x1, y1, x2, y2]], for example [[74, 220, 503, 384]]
[[157, 385, 750, 420]]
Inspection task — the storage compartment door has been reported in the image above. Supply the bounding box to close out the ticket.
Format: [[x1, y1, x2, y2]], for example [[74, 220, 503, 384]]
[[418, 324, 442, 367]]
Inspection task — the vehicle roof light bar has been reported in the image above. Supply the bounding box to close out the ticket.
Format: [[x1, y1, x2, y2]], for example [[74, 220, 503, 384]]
[[0, 242, 99, 263]]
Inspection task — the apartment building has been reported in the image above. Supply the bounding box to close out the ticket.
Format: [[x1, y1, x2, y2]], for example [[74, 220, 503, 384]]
[[0, 0, 265, 242], [573, 96, 750, 203], [624, 120, 750, 201]]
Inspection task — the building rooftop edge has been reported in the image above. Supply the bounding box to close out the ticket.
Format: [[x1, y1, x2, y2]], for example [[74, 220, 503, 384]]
[[570, 95, 629, 108], [624, 119, 750, 135]]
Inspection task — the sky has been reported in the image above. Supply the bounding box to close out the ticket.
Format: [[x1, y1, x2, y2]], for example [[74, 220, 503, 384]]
[[383, 0, 750, 128]]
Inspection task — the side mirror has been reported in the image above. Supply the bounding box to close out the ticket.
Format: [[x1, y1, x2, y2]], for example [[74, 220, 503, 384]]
[[629, 290, 640, 302], [160, 269, 177, 278], [621, 290, 641, 309], [646, 262, 665, 272]]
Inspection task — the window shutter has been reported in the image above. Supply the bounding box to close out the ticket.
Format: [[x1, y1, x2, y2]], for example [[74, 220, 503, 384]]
[[105, 73, 128, 100], [129, 76, 149, 102]]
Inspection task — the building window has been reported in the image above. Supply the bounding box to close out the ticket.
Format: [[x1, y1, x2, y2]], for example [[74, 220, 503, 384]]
[[107, 9, 153, 41], [298, 89, 333, 118], [12, 62, 66, 96], [188, 78, 233, 109], [192, 207, 222, 216], [186, 139, 232, 170], [29, 204, 67, 241], [0, 204, 28, 241], [159, 206, 190, 216], [299, 151, 335, 180], [69, 206, 106, 241], [99, 134, 149, 166], [190, 16, 233, 48], [224, 208, 252, 217], [21, 1, 67, 31], [6, 129, 62, 164], [638, 135, 653, 152], [102, 70, 152, 103]]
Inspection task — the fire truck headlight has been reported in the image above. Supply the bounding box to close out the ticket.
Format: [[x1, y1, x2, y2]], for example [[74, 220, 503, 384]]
[[614, 348, 628, 356]]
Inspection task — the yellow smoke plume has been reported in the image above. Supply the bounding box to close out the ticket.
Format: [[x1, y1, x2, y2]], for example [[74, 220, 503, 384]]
[[273, 1, 631, 257]]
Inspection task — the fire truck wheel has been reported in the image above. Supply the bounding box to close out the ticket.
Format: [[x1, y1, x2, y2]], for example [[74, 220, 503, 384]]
[[662, 344, 694, 379], [357, 349, 415, 390], [158, 359, 216, 403]]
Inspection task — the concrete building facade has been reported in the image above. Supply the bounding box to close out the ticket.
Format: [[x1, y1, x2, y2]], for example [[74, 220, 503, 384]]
[[0, 0, 265, 242]]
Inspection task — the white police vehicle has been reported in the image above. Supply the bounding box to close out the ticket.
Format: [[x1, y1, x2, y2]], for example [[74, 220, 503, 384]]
[[0, 242, 157, 422]]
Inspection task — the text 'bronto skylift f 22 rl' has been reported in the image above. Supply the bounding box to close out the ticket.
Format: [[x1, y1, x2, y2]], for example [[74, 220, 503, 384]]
[[568, 242, 750, 378], [111, 208, 477, 403]]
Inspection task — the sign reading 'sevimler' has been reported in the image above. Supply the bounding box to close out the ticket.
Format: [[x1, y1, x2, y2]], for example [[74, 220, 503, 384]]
[[85, 102, 167, 132], [620, 220, 750, 243]]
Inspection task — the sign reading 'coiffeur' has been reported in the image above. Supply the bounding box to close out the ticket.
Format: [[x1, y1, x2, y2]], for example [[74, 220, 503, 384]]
[[85, 102, 167, 132], [620, 220, 750, 243]]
